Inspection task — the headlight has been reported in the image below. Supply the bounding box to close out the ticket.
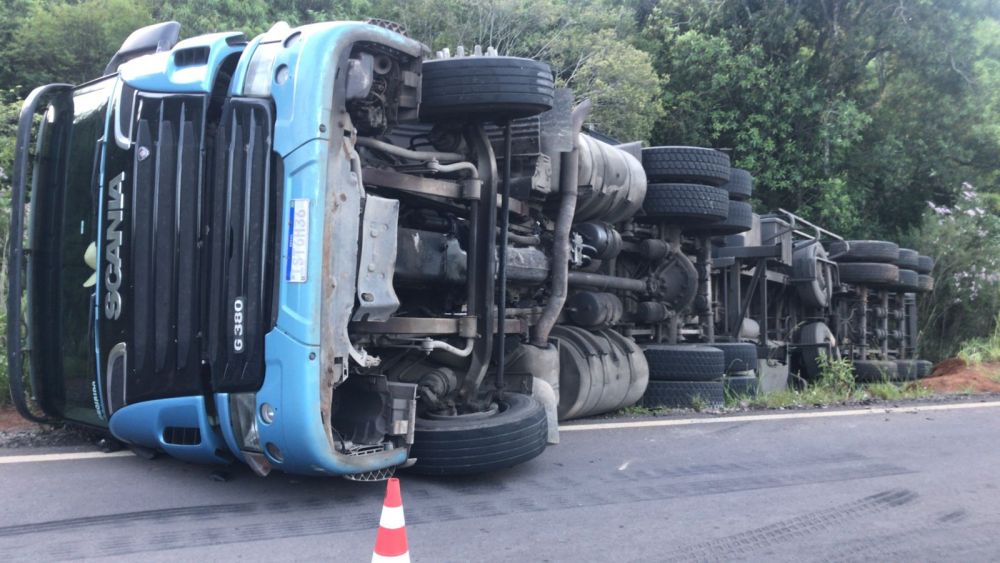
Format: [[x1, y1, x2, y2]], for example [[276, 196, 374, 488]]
[[243, 41, 282, 97], [229, 392, 262, 452]]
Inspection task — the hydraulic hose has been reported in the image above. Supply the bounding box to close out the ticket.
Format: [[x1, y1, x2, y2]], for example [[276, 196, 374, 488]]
[[355, 136, 465, 163]]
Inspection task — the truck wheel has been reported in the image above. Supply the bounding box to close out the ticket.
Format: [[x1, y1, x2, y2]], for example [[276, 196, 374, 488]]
[[644, 345, 725, 381], [408, 393, 547, 475], [797, 322, 839, 380], [895, 360, 919, 381], [642, 380, 725, 409], [917, 274, 935, 292], [687, 200, 753, 235], [709, 342, 758, 373], [828, 240, 900, 263], [724, 373, 758, 397], [916, 255, 935, 274], [916, 359, 934, 378], [837, 262, 900, 286], [894, 269, 919, 291], [642, 183, 729, 224], [722, 168, 753, 201], [896, 248, 920, 269], [420, 56, 555, 121], [853, 360, 898, 383], [792, 241, 833, 308], [641, 146, 731, 186]]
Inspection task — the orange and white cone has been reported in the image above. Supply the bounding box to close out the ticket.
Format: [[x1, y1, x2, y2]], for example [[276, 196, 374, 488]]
[[372, 477, 410, 563]]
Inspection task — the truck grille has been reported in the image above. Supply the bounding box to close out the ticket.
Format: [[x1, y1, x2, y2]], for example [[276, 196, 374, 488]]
[[207, 98, 276, 392], [124, 95, 207, 403]]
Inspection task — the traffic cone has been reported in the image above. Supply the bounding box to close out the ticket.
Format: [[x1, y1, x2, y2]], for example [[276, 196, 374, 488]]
[[372, 477, 410, 563]]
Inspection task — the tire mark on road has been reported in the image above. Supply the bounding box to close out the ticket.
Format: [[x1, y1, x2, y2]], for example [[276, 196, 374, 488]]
[[661, 489, 919, 562], [0, 451, 873, 540], [822, 520, 1000, 562], [2, 461, 914, 559]]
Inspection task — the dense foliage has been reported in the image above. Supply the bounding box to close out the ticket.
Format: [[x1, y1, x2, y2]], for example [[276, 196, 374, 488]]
[[909, 186, 1000, 359], [0, 0, 998, 399]]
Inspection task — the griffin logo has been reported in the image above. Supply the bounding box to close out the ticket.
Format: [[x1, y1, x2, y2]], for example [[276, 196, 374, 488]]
[[104, 172, 125, 320]]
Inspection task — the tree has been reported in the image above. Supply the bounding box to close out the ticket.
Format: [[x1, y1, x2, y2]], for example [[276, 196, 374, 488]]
[[3, 0, 153, 93], [639, 0, 1000, 237], [909, 185, 1000, 360]]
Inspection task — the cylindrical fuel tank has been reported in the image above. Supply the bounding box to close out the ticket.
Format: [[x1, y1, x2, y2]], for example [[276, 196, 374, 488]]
[[574, 134, 647, 224], [550, 326, 649, 420]]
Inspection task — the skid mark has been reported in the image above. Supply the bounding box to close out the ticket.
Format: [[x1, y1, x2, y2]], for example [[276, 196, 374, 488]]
[[663, 489, 919, 562], [0, 459, 913, 559]]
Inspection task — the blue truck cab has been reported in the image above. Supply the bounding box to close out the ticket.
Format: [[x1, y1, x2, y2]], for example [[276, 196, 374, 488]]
[[9, 20, 431, 478], [11, 16, 669, 480]]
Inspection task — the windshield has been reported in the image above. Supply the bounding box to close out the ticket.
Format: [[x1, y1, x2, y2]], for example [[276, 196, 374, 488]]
[[29, 77, 116, 427]]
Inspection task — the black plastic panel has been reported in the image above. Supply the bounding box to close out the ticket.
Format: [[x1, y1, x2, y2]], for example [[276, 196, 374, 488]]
[[99, 94, 207, 408], [207, 98, 275, 392]]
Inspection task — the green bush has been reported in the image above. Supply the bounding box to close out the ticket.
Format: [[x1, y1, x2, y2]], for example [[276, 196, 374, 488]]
[[908, 185, 1000, 361]]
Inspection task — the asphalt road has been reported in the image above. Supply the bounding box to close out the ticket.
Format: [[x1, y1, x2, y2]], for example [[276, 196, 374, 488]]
[[2, 402, 1000, 562]]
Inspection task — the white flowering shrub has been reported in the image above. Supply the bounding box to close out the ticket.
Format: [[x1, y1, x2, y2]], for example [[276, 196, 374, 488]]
[[912, 183, 1000, 360]]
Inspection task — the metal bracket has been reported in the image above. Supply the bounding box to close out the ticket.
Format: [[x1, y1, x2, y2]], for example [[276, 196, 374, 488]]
[[353, 196, 401, 322]]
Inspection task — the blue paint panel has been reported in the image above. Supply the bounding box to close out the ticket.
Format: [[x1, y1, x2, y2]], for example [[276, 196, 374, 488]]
[[237, 22, 423, 156], [273, 141, 323, 345], [120, 32, 245, 94], [109, 396, 232, 465], [254, 328, 408, 475]]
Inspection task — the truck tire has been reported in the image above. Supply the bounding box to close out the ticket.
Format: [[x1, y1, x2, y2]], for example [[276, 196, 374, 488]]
[[642, 183, 729, 224], [916, 359, 934, 378], [829, 240, 900, 263], [916, 255, 935, 274], [837, 262, 899, 286], [642, 380, 725, 409], [420, 56, 554, 121], [797, 321, 839, 380], [895, 269, 919, 291], [408, 393, 547, 475], [644, 345, 725, 382], [724, 373, 758, 397], [710, 342, 758, 373], [641, 146, 731, 186], [896, 248, 919, 269], [853, 360, 898, 383], [722, 168, 753, 201], [895, 360, 920, 381], [687, 200, 753, 235], [792, 241, 833, 308], [917, 274, 935, 292]]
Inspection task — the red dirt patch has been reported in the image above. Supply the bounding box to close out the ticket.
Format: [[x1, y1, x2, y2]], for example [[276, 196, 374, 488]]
[[0, 406, 38, 432], [919, 359, 1000, 393]]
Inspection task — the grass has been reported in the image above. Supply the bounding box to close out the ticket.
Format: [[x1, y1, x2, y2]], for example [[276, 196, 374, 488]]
[[727, 353, 932, 409], [620, 404, 660, 416], [689, 394, 707, 412], [958, 314, 1000, 365]]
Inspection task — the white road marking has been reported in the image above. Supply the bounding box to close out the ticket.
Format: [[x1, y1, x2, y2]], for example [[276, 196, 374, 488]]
[[561, 400, 1000, 432], [618, 460, 631, 471], [0, 450, 134, 465], [3, 402, 998, 464]]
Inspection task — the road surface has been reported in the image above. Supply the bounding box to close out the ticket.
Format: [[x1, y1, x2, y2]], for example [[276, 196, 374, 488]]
[[2, 401, 1000, 561]]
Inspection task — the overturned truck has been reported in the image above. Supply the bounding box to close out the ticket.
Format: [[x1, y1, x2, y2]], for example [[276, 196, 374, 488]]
[[7, 19, 935, 479]]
